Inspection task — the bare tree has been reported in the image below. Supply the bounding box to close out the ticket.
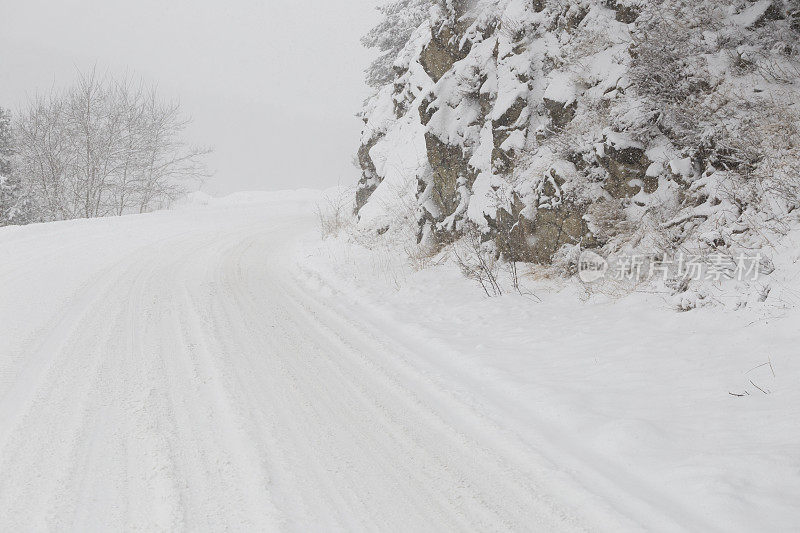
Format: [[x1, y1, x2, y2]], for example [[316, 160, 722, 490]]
[[14, 68, 211, 222]]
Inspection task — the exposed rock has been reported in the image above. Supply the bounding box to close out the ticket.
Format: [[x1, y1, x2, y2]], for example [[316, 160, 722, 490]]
[[491, 97, 528, 170], [418, 94, 436, 126], [419, 27, 468, 83], [733, 0, 784, 28], [606, 0, 642, 24], [598, 139, 657, 199], [560, 5, 590, 32], [424, 132, 473, 221], [490, 194, 593, 264], [491, 165, 596, 264], [489, 196, 537, 262], [753, 1, 785, 27], [491, 145, 514, 173], [543, 98, 577, 130], [355, 134, 383, 213], [530, 202, 594, 263], [493, 97, 527, 130]]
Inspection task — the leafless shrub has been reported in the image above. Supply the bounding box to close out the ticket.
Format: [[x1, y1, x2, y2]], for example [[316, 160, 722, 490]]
[[498, 16, 526, 43], [628, 1, 721, 147], [491, 204, 530, 294], [750, 106, 800, 218], [585, 198, 633, 245], [453, 222, 503, 296], [316, 187, 355, 238]]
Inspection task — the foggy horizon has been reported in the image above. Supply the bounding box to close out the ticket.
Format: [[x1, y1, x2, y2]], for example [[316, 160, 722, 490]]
[[0, 0, 379, 195]]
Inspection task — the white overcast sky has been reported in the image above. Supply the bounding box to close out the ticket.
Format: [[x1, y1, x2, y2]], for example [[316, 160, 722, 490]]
[[0, 0, 379, 194]]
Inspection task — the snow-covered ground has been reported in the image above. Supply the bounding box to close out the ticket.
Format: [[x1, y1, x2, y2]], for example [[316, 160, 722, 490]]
[[1, 191, 798, 531]]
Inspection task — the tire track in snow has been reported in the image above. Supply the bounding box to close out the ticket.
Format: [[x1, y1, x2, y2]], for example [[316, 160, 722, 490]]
[[0, 202, 693, 531], [197, 230, 589, 531]]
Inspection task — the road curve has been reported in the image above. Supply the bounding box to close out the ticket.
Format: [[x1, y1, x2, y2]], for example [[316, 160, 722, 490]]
[[0, 202, 597, 531]]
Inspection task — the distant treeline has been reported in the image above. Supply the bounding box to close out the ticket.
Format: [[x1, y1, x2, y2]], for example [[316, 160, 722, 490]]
[[1, 68, 211, 226]]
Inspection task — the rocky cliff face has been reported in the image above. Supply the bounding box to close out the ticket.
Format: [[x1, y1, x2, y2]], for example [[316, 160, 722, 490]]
[[356, 0, 800, 301]]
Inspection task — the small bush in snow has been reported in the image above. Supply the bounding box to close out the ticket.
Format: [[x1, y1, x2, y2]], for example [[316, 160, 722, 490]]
[[316, 188, 356, 239], [453, 223, 503, 297]]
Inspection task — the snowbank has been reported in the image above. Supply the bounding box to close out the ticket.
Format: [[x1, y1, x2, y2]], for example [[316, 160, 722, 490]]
[[295, 225, 800, 531]]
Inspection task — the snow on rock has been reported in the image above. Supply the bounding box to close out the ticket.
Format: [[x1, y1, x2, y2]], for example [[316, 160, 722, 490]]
[[669, 157, 695, 178], [543, 71, 578, 105], [603, 130, 644, 151], [358, 114, 428, 231], [355, 0, 800, 301], [731, 0, 776, 27]]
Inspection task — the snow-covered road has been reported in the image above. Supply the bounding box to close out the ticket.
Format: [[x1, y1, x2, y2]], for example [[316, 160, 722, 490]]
[[1, 191, 797, 531], [0, 193, 586, 531]]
